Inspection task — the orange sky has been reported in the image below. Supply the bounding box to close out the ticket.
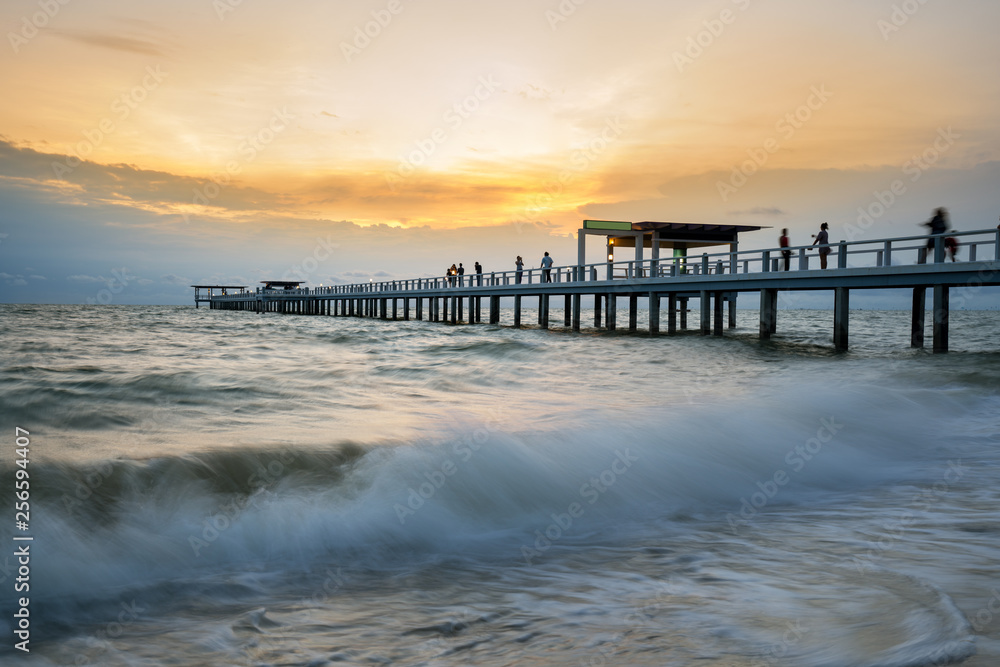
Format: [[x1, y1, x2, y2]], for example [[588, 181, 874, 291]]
[[2, 0, 999, 302]]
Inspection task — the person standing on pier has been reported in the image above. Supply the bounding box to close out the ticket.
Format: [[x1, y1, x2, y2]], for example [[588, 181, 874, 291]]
[[810, 222, 831, 269], [780, 229, 791, 271], [474, 261, 483, 286], [541, 252, 554, 282], [515, 256, 524, 284], [448, 264, 457, 287], [457, 263, 465, 287]]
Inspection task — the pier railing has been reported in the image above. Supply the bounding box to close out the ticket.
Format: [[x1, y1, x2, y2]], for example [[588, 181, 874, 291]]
[[225, 228, 1000, 298]]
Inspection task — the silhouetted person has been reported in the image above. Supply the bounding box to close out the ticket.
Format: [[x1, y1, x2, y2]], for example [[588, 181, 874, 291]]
[[474, 261, 483, 286], [448, 264, 457, 287], [810, 222, 831, 269], [457, 262, 465, 287], [779, 228, 791, 271], [515, 256, 524, 284], [920, 207, 949, 263], [945, 236, 958, 262], [540, 252, 554, 282]]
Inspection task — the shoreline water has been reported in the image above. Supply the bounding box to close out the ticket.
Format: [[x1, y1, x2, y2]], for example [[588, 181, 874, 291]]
[[1, 304, 998, 665]]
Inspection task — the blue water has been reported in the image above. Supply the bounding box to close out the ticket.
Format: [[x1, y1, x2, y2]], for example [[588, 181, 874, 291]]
[[1, 304, 999, 666]]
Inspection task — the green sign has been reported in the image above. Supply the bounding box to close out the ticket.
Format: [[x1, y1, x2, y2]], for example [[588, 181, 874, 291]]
[[583, 220, 633, 231]]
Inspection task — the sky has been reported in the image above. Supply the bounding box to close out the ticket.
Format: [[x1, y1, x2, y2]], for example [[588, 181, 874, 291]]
[[1, 0, 999, 306]]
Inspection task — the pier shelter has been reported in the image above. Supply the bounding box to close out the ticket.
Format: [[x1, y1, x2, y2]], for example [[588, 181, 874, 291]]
[[576, 220, 769, 325], [191, 285, 247, 308], [577, 220, 767, 276]]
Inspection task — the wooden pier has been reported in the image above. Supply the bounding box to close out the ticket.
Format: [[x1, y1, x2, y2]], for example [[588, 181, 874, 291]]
[[201, 224, 1000, 353]]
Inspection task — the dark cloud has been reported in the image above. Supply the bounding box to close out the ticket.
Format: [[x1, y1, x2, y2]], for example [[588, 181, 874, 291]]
[[728, 207, 788, 217], [51, 31, 168, 57]]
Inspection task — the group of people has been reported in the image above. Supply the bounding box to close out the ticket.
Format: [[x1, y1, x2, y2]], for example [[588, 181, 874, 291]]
[[445, 261, 483, 286], [514, 253, 554, 283], [777, 207, 961, 271], [446, 253, 556, 285]]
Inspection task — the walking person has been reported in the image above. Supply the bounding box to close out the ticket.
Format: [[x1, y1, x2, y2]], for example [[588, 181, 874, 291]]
[[920, 207, 949, 263], [540, 251, 554, 282], [809, 223, 831, 269], [515, 256, 524, 284], [779, 228, 791, 271], [474, 261, 483, 286]]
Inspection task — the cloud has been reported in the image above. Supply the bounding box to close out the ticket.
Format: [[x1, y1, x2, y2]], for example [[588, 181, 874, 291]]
[[28, 275, 47, 280], [51, 31, 168, 57], [160, 274, 190, 285], [728, 207, 788, 217], [1, 273, 28, 286], [67, 275, 106, 283]]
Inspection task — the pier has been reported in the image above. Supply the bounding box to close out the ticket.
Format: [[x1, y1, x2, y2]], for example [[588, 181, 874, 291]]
[[200, 223, 1000, 353]]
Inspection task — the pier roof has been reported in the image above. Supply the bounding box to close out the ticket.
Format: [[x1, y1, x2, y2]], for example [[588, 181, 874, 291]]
[[579, 220, 769, 264], [261, 280, 305, 289]]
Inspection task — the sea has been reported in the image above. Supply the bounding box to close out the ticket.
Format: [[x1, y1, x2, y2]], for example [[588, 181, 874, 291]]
[[1, 303, 999, 667]]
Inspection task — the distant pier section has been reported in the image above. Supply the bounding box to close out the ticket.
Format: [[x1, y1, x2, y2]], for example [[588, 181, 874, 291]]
[[197, 221, 1000, 353], [191, 285, 248, 308]]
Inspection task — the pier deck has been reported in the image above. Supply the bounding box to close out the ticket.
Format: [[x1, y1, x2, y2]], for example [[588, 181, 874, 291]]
[[203, 228, 1000, 353]]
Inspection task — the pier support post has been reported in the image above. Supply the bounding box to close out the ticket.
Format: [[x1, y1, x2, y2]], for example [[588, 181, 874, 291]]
[[679, 297, 688, 329], [475, 297, 482, 323], [416, 297, 423, 321], [539, 294, 549, 329], [933, 284, 949, 353], [514, 295, 522, 328], [728, 295, 737, 328], [489, 296, 500, 324], [442, 297, 448, 323], [594, 295, 602, 328], [572, 294, 581, 331], [700, 291, 711, 335], [759, 289, 777, 339], [451, 296, 458, 324], [392, 298, 398, 320], [628, 295, 638, 332], [911, 287, 926, 347], [713, 291, 724, 336], [833, 287, 849, 351], [606, 294, 616, 331], [649, 292, 660, 335], [667, 294, 677, 333], [564, 295, 572, 327]]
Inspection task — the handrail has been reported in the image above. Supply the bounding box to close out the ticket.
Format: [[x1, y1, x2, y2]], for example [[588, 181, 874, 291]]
[[208, 228, 1000, 298]]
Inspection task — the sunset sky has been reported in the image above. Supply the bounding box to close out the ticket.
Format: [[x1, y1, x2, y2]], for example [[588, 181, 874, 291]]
[[1, 0, 998, 305]]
